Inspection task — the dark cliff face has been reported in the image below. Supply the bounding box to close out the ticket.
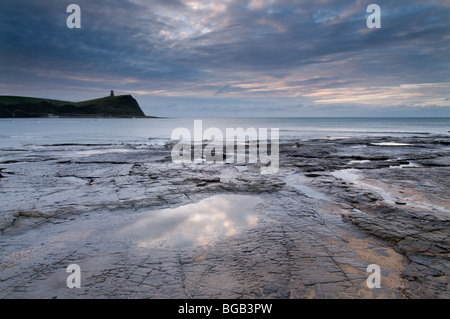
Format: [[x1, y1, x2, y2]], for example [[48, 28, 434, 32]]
[[76, 95, 146, 117], [0, 95, 146, 118]]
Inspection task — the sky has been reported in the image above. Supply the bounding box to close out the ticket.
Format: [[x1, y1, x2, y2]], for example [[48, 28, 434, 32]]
[[0, 0, 449, 117]]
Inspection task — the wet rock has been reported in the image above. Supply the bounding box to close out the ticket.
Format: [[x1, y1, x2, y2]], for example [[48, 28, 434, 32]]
[[305, 173, 323, 178], [0, 134, 449, 298]]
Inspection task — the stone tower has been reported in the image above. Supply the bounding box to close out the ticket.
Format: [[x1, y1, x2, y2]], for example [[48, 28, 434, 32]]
[[110, 90, 114, 97]]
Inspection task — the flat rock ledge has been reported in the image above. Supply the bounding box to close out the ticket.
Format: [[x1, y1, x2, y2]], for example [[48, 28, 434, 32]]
[[0, 135, 448, 298]]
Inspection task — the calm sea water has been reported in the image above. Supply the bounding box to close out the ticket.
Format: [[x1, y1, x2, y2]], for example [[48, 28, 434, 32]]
[[0, 117, 449, 147]]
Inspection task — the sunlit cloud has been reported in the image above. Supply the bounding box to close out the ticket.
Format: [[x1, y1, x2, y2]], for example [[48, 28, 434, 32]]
[[310, 82, 450, 107]]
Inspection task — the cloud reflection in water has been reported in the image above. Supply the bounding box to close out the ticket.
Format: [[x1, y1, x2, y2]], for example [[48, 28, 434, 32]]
[[119, 195, 261, 248]]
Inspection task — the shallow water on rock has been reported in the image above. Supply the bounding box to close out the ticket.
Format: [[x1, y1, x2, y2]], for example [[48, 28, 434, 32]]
[[371, 142, 412, 146], [284, 174, 331, 201], [61, 176, 89, 184], [331, 169, 362, 184], [117, 194, 262, 248]]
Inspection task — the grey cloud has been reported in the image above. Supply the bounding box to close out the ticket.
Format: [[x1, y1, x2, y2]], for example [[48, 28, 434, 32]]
[[0, 0, 449, 116]]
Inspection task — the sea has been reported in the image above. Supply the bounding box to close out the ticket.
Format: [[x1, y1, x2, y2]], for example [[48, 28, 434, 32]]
[[0, 117, 449, 148]]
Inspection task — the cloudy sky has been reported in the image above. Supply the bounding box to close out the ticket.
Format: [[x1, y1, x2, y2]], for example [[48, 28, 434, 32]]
[[0, 0, 449, 117]]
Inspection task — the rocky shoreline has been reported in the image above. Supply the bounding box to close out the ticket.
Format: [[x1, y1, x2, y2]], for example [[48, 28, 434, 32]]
[[0, 134, 449, 298]]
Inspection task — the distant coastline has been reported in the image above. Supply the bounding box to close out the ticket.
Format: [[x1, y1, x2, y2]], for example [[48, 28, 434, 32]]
[[0, 94, 156, 118]]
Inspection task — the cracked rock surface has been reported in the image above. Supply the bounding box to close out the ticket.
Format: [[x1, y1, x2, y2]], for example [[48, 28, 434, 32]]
[[0, 135, 449, 298]]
